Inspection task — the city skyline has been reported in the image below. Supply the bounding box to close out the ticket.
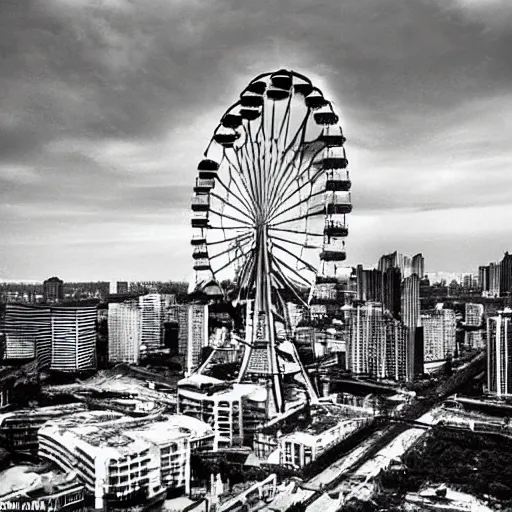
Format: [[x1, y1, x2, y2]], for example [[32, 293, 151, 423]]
[[2, 0, 512, 281]]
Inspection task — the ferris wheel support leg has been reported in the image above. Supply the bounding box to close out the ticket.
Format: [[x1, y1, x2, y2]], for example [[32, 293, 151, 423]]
[[263, 227, 285, 414]]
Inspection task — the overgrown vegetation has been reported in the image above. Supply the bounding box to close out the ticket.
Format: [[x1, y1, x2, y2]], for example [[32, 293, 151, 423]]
[[377, 427, 512, 508]]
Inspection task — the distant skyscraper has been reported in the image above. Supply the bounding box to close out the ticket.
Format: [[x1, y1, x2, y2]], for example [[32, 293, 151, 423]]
[[378, 251, 423, 280], [348, 303, 386, 378], [116, 281, 129, 294], [422, 309, 457, 363], [43, 277, 64, 304], [487, 312, 512, 396], [356, 265, 382, 302], [138, 294, 173, 352], [411, 254, 425, 279], [489, 262, 501, 297], [167, 304, 189, 355], [401, 274, 420, 381], [382, 267, 401, 319], [385, 318, 407, 381], [50, 307, 97, 372], [348, 303, 407, 381], [478, 266, 490, 293], [187, 304, 209, 374], [108, 302, 141, 364], [465, 303, 484, 327], [500, 252, 512, 297]]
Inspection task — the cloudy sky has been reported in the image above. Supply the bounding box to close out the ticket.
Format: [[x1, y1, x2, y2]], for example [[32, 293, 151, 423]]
[[1, 0, 511, 281]]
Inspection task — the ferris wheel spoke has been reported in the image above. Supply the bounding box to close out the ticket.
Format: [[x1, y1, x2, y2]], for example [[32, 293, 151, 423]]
[[271, 268, 309, 309], [265, 115, 310, 212], [269, 207, 325, 228], [268, 226, 324, 237], [266, 167, 325, 222], [209, 236, 253, 261], [269, 234, 322, 250], [237, 138, 262, 218], [267, 187, 325, 225], [223, 152, 259, 213], [210, 192, 255, 224], [216, 174, 257, 220], [212, 247, 254, 276], [270, 143, 325, 216], [272, 254, 312, 287], [209, 209, 253, 227], [206, 230, 252, 246], [272, 241, 318, 273]]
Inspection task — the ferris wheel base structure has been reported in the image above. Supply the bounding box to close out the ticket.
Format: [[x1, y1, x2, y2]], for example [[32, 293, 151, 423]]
[[189, 69, 353, 417]]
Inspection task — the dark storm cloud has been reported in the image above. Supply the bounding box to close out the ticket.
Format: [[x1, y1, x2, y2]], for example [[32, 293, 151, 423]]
[[1, 0, 511, 279]]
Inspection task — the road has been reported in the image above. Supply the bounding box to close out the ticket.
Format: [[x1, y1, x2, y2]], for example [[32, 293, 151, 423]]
[[261, 352, 486, 511]]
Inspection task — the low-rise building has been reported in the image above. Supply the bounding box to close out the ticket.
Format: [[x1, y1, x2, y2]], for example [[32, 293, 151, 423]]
[[38, 411, 213, 509], [177, 374, 267, 450], [0, 403, 87, 450], [0, 467, 85, 511]]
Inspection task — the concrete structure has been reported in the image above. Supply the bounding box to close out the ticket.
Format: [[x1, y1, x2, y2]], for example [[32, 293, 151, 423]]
[[50, 306, 97, 371], [0, 467, 85, 510], [347, 304, 407, 381], [0, 403, 87, 450], [348, 303, 386, 378], [187, 304, 208, 374], [385, 318, 407, 381], [401, 274, 420, 381], [378, 251, 424, 280], [138, 294, 174, 352], [479, 265, 490, 293], [489, 262, 501, 298], [177, 374, 267, 450], [465, 303, 484, 327], [3, 304, 51, 363], [108, 302, 141, 364], [38, 411, 213, 509], [43, 277, 64, 303], [422, 309, 457, 364], [3, 304, 97, 371], [167, 304, 189, 356], [277, 404, 373, 469], [487, 312, 512, 396]]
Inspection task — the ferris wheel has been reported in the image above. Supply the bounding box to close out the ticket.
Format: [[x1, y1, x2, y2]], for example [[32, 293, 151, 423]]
[[190, 70, 352, 413]]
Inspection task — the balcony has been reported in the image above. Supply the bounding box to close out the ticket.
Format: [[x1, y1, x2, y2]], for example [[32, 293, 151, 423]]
[[191, 195, 210, 212]]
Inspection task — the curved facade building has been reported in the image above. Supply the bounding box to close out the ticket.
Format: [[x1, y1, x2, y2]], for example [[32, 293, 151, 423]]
[[38, 411, 213, 509]]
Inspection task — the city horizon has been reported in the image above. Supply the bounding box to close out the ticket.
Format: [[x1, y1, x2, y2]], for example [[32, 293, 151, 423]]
[[2, 0, 511, 281]]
